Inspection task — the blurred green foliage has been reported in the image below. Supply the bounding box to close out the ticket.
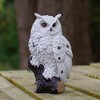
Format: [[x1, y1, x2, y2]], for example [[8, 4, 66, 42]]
[[0, 0, 19, 69], [0, 63, 12, 70], [90, 0, 100, 61], [0, 0, 4, 11]]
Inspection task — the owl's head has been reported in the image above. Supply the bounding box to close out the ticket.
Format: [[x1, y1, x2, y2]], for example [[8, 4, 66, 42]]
[[31, 13, 62, 36]]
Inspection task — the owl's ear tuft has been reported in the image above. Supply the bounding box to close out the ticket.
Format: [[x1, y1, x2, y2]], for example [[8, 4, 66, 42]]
[[34, 13, 42, 19], [55, 14, 61, 19]]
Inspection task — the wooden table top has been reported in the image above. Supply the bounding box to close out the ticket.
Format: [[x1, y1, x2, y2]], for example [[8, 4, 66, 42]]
[[0, 63, 100, 100]]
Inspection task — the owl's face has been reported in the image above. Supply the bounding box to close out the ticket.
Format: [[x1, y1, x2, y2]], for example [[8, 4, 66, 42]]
[[31, 13, 62, 36]]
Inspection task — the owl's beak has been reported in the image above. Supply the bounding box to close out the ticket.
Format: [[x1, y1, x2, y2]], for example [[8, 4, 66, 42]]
[[50, 28, 53, 31]]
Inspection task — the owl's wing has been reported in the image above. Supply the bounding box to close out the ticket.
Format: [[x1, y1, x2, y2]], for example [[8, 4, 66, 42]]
[[53, 35, 73, 83], [28, 31, 41, 54], [28, 32, 41, 66]]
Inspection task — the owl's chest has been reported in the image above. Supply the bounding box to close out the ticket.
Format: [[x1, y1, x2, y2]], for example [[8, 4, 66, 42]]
[[37, 36, 54, 54]]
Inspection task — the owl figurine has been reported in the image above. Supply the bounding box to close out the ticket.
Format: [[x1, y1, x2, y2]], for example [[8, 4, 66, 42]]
[[28, 13, 73, 94]]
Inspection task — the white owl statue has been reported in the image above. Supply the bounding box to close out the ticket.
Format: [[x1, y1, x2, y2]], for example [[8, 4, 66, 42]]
[[28, 13, 73, 93]]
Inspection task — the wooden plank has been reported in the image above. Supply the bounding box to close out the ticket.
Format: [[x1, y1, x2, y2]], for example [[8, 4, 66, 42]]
[[90, 63, 100, 69], [0, 76, 35, 100], [0, 90, 14, 100], [0, 70, 99, 100], [66, 72, 100, 99], [72, 65, 100, 80], [0, 70, 42, 100]]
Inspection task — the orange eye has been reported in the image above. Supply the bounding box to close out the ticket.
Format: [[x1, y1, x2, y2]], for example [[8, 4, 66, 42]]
[[41, 22, 47, 27]]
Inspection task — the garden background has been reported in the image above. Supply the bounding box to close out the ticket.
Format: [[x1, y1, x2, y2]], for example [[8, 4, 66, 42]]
[[0, 0, 100, 70]]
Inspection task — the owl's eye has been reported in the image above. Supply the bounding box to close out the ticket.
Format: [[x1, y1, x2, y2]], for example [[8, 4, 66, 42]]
[[41, 22, 47, 27], [52, 23, 56, 27]]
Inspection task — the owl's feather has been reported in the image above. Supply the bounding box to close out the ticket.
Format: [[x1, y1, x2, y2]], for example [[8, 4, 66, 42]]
[[28, 31, 41, 67], [53, 35, 73, 83], [37, 36, 56, 79]]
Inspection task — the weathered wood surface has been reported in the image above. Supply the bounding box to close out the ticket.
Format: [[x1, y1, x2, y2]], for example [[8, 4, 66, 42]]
[[0, 65, 100, 100], [0, 76, 34, 100], [90, 63, 100, 69], [73, 65, 100, 79]]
